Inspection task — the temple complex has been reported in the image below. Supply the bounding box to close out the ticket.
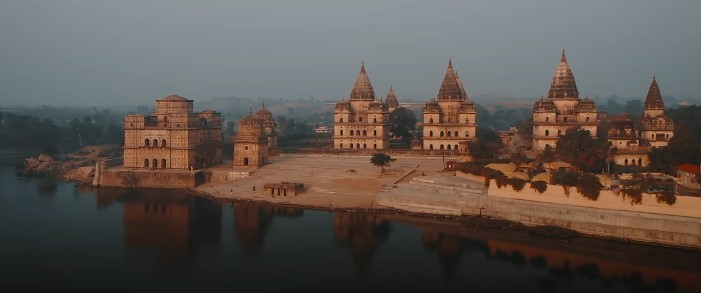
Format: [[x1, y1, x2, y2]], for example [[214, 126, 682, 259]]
[[122, 94, 222, 169], [606, 77, 674, 167], [532, 51, 598, 150], [333, 63, 390, 150], [422, 59, 477, 152]]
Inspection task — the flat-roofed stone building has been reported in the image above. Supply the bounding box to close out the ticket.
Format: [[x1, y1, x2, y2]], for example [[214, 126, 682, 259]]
[[123, 94, 222, 169]]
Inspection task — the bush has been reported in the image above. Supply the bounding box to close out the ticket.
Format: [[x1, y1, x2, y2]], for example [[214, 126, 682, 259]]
[[576, 173, 603, 201], [494, 172, 509, 188], [530, 181, 548, 193], [508, 178, 527, 191], [655, 191, 677, 205]]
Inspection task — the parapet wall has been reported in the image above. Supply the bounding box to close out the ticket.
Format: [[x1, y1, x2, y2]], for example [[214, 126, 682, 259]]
[[375, 173, 701, 249]]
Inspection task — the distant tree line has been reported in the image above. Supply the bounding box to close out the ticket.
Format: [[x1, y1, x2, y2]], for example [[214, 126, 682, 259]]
[[0, 110, 123, 154]]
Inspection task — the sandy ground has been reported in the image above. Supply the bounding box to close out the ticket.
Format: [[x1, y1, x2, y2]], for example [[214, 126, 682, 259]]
[[195, 154, 450, 209]]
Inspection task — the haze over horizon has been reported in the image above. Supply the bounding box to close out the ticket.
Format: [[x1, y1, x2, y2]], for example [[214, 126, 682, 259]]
[[1, 0, 700, 107]]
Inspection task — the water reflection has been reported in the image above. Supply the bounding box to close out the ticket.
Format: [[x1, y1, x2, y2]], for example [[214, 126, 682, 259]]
[[96, 188, 221, 261], [333, 212, 390, 274], [398, 216, 701, 293], [232, 202, 303, 253]]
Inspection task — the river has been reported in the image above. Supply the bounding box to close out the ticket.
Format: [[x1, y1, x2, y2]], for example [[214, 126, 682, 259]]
[[0, 166, 699, 292]]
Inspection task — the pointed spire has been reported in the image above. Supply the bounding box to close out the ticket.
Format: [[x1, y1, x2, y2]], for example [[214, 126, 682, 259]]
[[437, 59, 468, 101], [547, 50, 579, 100], [385, 85, 399, 108], [349, 61, 375, 100], [644, 76, 664, 109]]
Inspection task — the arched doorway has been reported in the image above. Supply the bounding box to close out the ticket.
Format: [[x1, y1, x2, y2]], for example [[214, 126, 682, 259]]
[[152, 159, 158, 168], [144, 159, 149, 167], [161, 159, 166, 168], [243, 158, 249, 165]]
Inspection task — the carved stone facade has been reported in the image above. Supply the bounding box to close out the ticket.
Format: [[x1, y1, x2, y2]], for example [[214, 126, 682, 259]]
[[233, 112, 270, 167], [606, 77, 674, 167], [123, 94, 222, 170], [641, 77, 674, 148], [422, 59, 477, 152], [333, 63, 390, 150], [532, 51, 598, 150]]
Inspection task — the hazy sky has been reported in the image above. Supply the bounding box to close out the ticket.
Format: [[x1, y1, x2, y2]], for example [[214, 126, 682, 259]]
[[1, 0, 700, 106]]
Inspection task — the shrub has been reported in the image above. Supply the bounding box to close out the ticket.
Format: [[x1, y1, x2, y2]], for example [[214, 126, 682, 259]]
[[576, 173, 603, 201], [655, 191, 677, 205], [530, 181, 548, 193], [508, 178, 527, 191], [494, 172, 509, 188]]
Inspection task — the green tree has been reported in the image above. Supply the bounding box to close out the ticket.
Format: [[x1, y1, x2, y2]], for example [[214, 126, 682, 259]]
[[370, 153, 393, 173], [510, 151, 526, 167], [389, 108, 417, 146], [552, 169, 581, 196], [555, 127, 609, 172], [536, 144, 556, 166], [577, 173, 603, 201], [194, 137, 221, 168], [468, 127, 504, 161]]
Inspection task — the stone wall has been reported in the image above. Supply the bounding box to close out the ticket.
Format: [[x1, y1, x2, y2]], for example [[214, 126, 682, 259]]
[[96, 168, 202, 189], [375, 174, 701, 249]]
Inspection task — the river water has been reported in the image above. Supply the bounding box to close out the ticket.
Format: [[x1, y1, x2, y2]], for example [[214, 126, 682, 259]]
[[0, 166, 699, 292]]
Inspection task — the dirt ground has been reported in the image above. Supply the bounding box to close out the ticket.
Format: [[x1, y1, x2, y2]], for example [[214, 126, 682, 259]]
[[195, 154, 450, 209]]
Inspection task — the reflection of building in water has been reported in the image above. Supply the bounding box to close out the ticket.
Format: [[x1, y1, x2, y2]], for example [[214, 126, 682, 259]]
[[332, 212, 390, 274], [96, 188, 221, 260], [233, 203, 303, 252]]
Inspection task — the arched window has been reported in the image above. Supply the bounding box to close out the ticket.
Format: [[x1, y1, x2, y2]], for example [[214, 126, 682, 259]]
[[340, 130, 344, 135], [373, 144, 377, 149], [440, 144, 444, 150], [564, 117, 568, 122], [356, 143, 360, 149], [363, 130, 367, 136], [243, 158, 249, 165], [144, 159, 149, 167], [153, 159, 158, 168], [558, 130, 561, 136], [624, 159, 628, 166], [245, 146, 249, 150], [373, 130, 377, 136], [545, 130, 550, 136], [340, 143, 343, 148], [447, 145, 452, 150], [638, 158, 642, 166], [340, 117, 344, 123], [454, 131, 458, 137], [447, 131, 451, 137], [430, 131, 434, 137], [586, 117, 590, 122], [440, 131, 444, 137], [429, 144, 433, 150], [429, 118, 434, 123], [359, 116, 363, 122], [350, 130, 354, 136], [162, 139, 167, 147], [163, 116, 168, 122], [161, 159, 166, 168], [153, 140, 158, 147], [373, 118, 377, 123], [350, 144, 354, 149], [455, 144, 458, 150], [465, 118, 469, 123], [201, 117, 208, 126], [145, 139, 150, 146], [363, 143, 366, 149], [545, 117, 549, 122], [465, 131, 469, 137]]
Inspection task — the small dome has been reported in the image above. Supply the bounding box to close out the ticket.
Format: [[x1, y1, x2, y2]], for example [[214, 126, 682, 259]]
[[533, 98, 556, 111]]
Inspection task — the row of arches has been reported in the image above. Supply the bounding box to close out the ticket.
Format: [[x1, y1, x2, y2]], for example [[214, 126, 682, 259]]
[[624, 158, 643, 166], [427, 118, 471, 124], [144, 158, 167, 168], [427, 144, 460, 150], [338, 143, 378, 149], [144, 139, 167, 147], [427, 130, 469, 138], [542, 116, 590, 123], [338, 117, 379, 123], [339, 129, 378, 136]]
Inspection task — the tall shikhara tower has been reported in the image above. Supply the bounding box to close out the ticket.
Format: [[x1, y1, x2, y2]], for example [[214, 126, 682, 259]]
[[532, 50, 598, 150], [641, 76, 674, 148], [333, 62, 390, 150], [422, 59, 477, 152]]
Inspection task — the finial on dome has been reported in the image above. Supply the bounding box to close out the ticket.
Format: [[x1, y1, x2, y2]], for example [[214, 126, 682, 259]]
[[561, 49, 566, 62]]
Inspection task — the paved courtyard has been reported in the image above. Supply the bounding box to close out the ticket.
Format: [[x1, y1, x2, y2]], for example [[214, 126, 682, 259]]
[[196, 154, 449, 209]]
